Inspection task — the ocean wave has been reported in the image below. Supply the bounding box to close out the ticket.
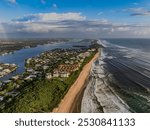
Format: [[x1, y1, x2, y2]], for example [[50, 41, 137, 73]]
[[82, 39, 150, 113]]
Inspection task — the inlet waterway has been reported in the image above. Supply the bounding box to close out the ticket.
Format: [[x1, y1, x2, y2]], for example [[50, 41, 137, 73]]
[[0, 41, 90, 81]]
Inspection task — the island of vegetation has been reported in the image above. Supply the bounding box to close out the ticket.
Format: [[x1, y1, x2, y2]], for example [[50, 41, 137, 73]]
[[0, 41, 100, 112]]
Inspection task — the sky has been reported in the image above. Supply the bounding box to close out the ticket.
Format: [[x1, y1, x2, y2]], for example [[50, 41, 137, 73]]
[[0, 0, 150, 38]]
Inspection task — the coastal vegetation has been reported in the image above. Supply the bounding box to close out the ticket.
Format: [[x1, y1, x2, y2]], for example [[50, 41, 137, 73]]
[[3, 79, 67, 112], [0, 43, 99, 112]]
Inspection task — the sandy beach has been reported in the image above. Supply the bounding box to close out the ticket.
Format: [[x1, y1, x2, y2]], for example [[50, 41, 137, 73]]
[[52, 52, 99, 113]]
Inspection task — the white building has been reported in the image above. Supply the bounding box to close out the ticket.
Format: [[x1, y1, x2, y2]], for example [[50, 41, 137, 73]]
[[3, 69, 11, 73], [60, 72, 70, 78], [53, 71, 59, 77], [46, 73, 52, 79]]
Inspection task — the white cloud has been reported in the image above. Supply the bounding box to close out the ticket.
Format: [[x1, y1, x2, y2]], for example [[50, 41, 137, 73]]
[[97, 12, 103, 15], [116, 27, 130, 32], [121, 7, 144, 13], [132, 2, 139, 5], [121, 7, 150, 16], [7, 0, 17, 4], [131, 12, 150, 16], [98, 19, 109, 24], [52, 3, 57, 9], [41, 0, 46, 5], [132, 27, 150, 35], [13, 12, 86, 22], [1, 12, 150, 38], [86, 28, 98, 32], [17, 22, 69, 33]]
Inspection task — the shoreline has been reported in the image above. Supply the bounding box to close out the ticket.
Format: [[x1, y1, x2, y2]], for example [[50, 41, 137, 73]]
[[52, 51, 99, 113], [71, 76, 89, 113]]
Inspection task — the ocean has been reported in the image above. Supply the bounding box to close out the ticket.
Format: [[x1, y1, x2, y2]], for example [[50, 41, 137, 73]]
[[102, 39, 150, 91], [81, 39, 150, 113]]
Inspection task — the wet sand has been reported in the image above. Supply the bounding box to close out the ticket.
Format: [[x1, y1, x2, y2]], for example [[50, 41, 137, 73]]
[[52, 52, 99, 113]]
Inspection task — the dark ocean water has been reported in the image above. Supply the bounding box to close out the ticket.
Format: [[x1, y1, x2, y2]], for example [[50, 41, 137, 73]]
[[104, 39, 150, 52], [102, 39, 150, 90], [100, 39, 150, 112]]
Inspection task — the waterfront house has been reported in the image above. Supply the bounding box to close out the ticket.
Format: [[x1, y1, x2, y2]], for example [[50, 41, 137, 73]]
[[0, 66, 3, 70], [12, 75, 19, 80], [3, 69, 11, 73], [12, 64, 16, 67], [27, 68, 34, 73], [5, 63, 9, 66], [26, 58, 32, 64]]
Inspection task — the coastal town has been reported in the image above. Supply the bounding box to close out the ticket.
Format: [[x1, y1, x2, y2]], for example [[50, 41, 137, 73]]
[[0, 0, 150, 115], [0, 44, 98, 111], [25, 48, 95, 79]]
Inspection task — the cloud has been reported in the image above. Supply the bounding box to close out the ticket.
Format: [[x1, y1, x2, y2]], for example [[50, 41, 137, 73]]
[[7, 0, 17, 4], [97, 12, 103, 15], [121, 7, 144, 13], [41, 0, 46, 5], [13, 12, 86, 22], [16, 22, 70, 33], [130, 11, 150, 16], [132, 2, 139, 5], [121, 7, 150, 16], [1, 12, 150, 38], [52, 3, 57, 9]]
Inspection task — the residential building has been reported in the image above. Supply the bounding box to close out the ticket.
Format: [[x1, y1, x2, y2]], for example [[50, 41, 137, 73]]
[[46, 73, 52, 79]]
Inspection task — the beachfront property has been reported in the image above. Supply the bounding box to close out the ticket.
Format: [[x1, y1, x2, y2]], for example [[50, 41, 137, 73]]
[[60, 72, 70, 78], [52, 64, 79, 78], [0, 46, 98, 104]]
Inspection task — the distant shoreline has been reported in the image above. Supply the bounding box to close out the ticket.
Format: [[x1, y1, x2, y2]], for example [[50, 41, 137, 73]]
[[52, 51, 99, 113], [0, 39, 69, 56]]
